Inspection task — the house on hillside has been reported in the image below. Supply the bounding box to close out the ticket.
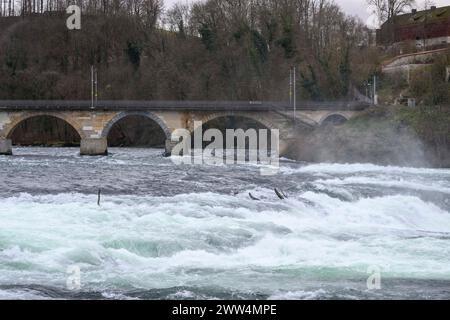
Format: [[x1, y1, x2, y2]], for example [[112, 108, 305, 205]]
[[377, 5, 450, 85], [376, 5, 450, 53]]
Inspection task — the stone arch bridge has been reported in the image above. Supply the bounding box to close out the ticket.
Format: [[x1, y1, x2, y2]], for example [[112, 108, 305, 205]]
[[0, 100, 370, 156]]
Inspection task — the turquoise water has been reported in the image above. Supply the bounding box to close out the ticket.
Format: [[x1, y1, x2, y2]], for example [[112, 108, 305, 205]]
[[0, 148, 449, 299]]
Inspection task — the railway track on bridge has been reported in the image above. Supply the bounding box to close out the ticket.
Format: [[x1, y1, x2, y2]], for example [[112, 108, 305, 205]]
[[0, 100, 371, 112]]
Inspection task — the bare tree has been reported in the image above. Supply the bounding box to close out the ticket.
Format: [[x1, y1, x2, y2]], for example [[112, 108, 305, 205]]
[[165, 1, 192, 36], [141, 0, 163, 28], [367, 0, 415, 25]]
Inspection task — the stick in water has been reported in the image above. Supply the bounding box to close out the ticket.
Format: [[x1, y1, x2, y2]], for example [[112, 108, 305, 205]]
[[97, 189, 101, 206], [249, 193, 260, 201], [274, 188, 285, 200]]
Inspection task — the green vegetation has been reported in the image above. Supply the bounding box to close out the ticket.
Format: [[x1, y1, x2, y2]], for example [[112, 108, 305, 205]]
[[377, 53, 450, 106], [348, 105, 449, 167], [368, 51, 449, 164], [409, 54, 450, 106], [396, 105, 450, 166], [288, 105, 449, 167], [345, 105, 449, 151]]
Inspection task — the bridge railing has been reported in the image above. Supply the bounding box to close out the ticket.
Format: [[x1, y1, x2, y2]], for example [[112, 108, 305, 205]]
[[0, 100, 371, 111]]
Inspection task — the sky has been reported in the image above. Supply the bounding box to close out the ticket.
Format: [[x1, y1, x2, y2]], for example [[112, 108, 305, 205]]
[[163, 0, 450, 27]]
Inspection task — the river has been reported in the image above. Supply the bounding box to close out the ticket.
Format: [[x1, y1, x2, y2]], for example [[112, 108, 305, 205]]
[[0, 147, 449, 299]]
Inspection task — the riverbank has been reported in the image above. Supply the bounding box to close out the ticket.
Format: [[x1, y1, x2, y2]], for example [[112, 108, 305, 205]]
[[287, 106, 450, 168]]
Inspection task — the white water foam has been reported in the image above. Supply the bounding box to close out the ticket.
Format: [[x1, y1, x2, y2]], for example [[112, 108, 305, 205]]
[[313, 176, 450, 194], [282, 163, 450, 176], [0, 189, 449, 296]]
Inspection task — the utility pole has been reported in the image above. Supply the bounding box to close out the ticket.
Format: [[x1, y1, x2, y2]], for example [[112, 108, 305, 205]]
[[91, 65, 94, 109], [293, 66, 296, 125], [288, 66, 298, 125], [289, 68, 293, 108], [373, 75, 378, 105], [95, 68, 98, 104]]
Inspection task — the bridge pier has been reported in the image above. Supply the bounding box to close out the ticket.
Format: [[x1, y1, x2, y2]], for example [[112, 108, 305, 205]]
[[80, 138, 108, 156], [164, 139, 178, 157], [0, 139, 12, 155]]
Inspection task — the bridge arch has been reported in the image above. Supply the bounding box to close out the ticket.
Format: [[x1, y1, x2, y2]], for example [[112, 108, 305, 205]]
[[5, 113, 84, 145], [101, 111, 171, 140], [189, 112, 278, 151], [198, 111, 278, 132], [101, 111, 172, 149], [195, 111, 294, 155], [319, 113, 350, 126]]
